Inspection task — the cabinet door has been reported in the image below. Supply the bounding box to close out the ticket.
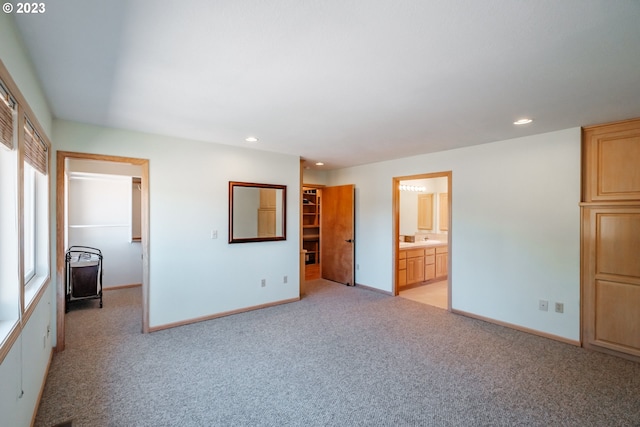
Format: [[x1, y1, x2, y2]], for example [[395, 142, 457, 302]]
[[407, 256, 425, 284], [257, 209, 276, 237], [398, 267, 407, 288], [435, 253, 448, 278], [425, 263, 436, 281], [583, 119, 640, 202], [583, 207, 640, 357], [425, 253, 435, 280], [439, 193, 449, 231], [398, 251, 407, 288], [260, 188, 277, 208], [418, 193, 434, 230], [416, 256, 425, 282]]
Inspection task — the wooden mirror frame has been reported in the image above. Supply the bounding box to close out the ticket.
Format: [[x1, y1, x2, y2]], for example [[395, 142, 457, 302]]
[[228, 181, 287, 243]]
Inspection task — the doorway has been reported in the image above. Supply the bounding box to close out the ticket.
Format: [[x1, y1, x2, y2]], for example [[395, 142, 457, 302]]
[[55, 151, 150, 351], [393, 172, 452, 310], [302, 183, 356, 286]]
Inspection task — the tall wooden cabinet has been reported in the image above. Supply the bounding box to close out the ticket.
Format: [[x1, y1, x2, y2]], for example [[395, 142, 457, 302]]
[[581, 118, 640, 361], [257, 188, 276, 237]]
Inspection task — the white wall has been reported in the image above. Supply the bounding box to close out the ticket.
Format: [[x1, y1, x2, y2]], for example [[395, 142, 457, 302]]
[[328, 128, 581, 341], [302, 168, 329, 186], [0, 286, 53, 427], [0, 12, 54, 427], [0, 15, 51, 136], [67, 172, 143, 288], [53, 120, 301, 328]]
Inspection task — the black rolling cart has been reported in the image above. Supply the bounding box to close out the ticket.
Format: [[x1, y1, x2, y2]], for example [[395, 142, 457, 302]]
[[65, 246, 103, 312]]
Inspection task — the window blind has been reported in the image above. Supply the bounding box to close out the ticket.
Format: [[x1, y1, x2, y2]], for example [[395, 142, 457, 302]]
[[23, 119, 47, 175], [0, 81, 15, 150]]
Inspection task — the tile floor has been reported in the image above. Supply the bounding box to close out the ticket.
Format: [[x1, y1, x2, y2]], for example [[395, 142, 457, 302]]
[[399, 280, 448, 309]]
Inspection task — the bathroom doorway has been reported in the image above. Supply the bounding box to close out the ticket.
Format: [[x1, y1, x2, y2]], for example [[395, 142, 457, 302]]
[[392, 171, 451, 310]]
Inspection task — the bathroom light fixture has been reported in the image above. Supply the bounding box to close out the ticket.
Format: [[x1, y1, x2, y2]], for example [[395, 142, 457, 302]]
[[245, 136, 258, 142], [315, 162, 324, 166], [513, 118, 533, 125], [399, 184, 426, 192]]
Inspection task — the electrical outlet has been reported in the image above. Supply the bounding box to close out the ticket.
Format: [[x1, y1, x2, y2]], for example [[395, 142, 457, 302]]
[[555, 302, 564, 313], [356, 264, 359, 270], [539, 300, 548, 312], [261, 279, 266, 287], [283, 275, 288, 284], [210, 230, 218, 239]]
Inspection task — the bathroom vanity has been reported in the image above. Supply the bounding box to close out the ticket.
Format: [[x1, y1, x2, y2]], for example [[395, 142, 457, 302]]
[[398, 240, 447, 288]]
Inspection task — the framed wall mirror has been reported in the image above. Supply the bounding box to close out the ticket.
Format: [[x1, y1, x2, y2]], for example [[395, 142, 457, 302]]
[[229, 181, 287, 243]]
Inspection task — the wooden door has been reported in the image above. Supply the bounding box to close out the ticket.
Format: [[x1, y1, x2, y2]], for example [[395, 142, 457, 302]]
[[321, 184, 355, 285]]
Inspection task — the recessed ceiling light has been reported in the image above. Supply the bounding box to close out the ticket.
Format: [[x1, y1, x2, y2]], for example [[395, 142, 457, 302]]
[[513, 118, 533, 125], [245, 136, 258, 142], [315, 162, 324, 166]]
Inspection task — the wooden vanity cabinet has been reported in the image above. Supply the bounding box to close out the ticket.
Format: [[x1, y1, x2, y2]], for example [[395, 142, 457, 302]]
[[399, 245, 448, 289], [400, 247, 453, 286], [398, 248, 425, 287]]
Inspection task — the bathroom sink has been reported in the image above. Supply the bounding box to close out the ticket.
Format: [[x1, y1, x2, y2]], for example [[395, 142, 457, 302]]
[[399, 239, 443, 248], [421, 240, 442, 245]]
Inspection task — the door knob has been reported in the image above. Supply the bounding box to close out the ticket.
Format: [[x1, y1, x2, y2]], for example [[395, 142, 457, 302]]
[[345, 239, 354, 243]]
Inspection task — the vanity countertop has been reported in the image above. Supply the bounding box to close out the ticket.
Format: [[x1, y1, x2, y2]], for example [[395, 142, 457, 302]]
[[399, 240, 446, 249]]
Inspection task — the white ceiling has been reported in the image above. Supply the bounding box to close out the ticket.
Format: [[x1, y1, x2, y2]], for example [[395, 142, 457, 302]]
[[13, 0, 640, 169]]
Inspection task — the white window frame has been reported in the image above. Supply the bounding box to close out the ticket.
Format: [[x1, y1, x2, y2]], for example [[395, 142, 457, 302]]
[[0, 62, 51, 364]]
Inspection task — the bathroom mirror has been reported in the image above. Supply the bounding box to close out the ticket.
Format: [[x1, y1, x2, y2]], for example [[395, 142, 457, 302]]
[[229, 181, 286, 243]]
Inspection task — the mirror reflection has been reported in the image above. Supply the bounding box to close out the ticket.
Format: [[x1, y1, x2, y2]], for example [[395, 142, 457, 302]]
[[229, 182, 286, 243]]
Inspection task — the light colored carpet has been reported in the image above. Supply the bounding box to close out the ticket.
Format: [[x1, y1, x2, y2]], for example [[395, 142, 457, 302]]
[[36, 280, 640, 426]]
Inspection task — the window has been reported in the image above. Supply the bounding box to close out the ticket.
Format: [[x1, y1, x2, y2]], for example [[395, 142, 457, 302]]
[[21, 119, 48, 300], [0, 62, 51, 363], [0, 81, 14, 150], [0, 77, 19, 359], [23, 162, 36, 283]]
